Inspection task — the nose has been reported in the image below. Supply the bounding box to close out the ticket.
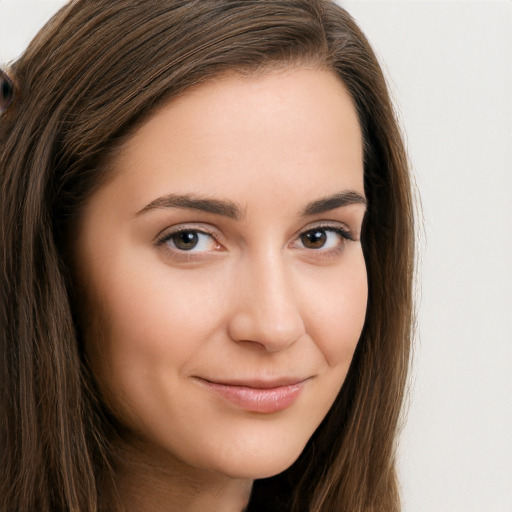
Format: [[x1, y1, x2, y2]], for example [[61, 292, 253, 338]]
[[227, 251, 306, 352]]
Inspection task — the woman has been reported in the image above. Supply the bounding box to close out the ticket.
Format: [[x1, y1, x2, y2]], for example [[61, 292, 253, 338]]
[[0, 1, 414, 511]]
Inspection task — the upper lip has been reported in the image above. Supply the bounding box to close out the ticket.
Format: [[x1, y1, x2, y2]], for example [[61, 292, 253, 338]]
[[196, 377, 311, 389]]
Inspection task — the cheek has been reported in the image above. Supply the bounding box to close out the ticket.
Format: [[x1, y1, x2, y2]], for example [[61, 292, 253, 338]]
[[302, 252, 367, 366], [81, 260, 216, 414], [87, 251, 214, 345]]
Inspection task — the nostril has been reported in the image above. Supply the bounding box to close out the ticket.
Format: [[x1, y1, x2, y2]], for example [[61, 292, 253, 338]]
[[228, 307, 305, 353]]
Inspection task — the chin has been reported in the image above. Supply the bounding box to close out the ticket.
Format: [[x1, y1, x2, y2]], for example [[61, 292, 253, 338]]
[[204, 438, 307, 481]]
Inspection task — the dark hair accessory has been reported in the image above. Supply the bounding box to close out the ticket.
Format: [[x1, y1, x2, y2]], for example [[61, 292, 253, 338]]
[[0, 69, 15, 112]]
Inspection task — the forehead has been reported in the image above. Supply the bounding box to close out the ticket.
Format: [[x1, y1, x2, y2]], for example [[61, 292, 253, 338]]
[[96, 68, 364, 216]]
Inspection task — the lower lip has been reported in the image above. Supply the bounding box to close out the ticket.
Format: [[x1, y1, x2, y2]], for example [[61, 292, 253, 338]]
[[201, 380, 305, 413]]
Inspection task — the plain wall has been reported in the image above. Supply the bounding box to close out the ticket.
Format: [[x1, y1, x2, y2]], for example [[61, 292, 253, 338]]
[[1, 1, 511, 511], [342, 3, 512, 511]]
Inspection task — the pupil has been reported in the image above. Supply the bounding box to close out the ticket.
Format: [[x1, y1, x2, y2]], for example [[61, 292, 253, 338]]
[[174, 231, 198, 250], [302, 229, 326, 248]]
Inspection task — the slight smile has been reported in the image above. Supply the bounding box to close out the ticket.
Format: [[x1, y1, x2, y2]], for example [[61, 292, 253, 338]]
[[195, 377, 311, 414]]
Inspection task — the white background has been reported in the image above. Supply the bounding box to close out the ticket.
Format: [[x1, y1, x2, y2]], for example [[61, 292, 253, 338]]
[[1, 1, 511, 511]]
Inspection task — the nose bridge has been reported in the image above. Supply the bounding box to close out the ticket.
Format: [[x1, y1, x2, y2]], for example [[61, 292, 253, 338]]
[[228, 247, 305, 351]]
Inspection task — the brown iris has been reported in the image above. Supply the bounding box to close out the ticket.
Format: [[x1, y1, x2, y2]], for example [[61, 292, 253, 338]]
[[172, 231, 199, 250], [300, 229, 327, 249]]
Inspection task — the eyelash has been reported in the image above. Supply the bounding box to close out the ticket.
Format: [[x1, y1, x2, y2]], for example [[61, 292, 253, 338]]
[[155, 223, 356, 262], [301, 224, 355, 244], [293, 224, 355, 260], [155, 226, 221, 261]]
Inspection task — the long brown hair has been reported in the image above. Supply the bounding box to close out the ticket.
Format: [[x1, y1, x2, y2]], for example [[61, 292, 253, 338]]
[[0, 1, 414, 510]]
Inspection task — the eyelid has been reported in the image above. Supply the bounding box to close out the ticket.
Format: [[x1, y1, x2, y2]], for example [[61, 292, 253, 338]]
[[295, 221, 356, 242], [288, 222, 357, 262], [153, 220, 359, 265], [154, 224, 225, 264], [154, 223, 221, 246]]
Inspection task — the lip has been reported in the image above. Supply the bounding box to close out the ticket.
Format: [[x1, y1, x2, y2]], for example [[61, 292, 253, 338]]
[[197, 377, 308, 414]]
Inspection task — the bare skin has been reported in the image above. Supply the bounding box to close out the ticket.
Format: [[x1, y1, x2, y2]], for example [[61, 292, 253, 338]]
[[75, 68, 367, 511], [107, 438, 253, 512]]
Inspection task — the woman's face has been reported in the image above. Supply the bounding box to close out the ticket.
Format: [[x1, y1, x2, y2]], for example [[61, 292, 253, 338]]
[[75, 68, 367, 480]]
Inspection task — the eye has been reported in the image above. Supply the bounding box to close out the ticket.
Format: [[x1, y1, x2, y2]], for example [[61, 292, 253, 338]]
[[296, 226, 354, 251], [158, 229, 219, 253]]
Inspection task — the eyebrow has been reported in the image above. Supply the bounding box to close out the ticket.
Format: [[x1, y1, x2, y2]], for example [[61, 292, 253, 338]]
[[301, 191, 367, 216], [136, 194, 243, 219], [136, 190, 366, 219]]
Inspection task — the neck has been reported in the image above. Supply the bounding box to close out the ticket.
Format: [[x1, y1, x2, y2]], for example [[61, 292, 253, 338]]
[[102, 436, 253, 512]]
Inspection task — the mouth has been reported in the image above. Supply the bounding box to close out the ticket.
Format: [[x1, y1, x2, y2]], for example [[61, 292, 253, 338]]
[[195, 377, 309, 414]]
